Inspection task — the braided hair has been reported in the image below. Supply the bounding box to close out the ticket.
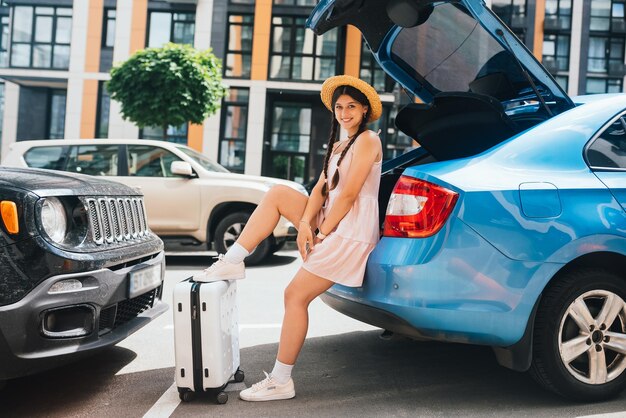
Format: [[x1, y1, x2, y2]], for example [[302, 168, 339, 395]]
[[321, 86, 372, 197]]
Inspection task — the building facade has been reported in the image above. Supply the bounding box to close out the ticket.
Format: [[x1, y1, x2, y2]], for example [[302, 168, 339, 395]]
[[0, 0, 624, 184]]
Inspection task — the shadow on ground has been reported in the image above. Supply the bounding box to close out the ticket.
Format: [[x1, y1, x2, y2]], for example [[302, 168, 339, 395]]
[[0, 346, 173, 418]]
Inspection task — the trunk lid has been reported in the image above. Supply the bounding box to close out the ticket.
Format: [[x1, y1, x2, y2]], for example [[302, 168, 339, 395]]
[[307, 0, 574, 111]]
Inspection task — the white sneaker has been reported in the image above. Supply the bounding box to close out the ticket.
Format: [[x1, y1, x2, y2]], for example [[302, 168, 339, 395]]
[[239, 372, 295, 402], [192, 254, 245, 282]]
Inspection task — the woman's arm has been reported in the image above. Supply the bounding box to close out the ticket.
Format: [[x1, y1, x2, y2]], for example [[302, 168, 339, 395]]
[[297, 172, 327, 260], [317, 131, 381, 238]]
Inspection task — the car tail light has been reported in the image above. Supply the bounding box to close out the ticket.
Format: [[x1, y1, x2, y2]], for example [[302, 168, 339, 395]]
[[383, 176, 459, 238]]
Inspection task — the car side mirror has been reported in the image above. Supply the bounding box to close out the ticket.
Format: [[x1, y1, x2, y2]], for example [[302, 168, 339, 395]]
[[171, 161, 195, 177]]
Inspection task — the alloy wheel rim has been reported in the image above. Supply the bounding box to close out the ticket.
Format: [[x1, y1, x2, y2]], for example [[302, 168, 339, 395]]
[[558, 289, 626, 385]]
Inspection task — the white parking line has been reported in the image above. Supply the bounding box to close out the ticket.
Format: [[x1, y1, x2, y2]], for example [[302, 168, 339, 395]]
[[577, 412, 626, 418], [143, 383, 180, 418]]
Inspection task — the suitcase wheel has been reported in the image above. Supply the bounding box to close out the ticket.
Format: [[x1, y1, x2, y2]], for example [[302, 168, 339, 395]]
[[234, 369, 245, 383], [216, 391, 228, 404], [178, 389, 195, 402]]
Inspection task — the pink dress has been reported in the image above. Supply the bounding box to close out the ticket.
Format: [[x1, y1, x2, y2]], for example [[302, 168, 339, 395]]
[[301, 144, 382, 287]]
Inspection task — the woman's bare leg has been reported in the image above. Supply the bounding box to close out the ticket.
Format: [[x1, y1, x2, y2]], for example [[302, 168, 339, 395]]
[[236, 185, 310, 252], [277, 268, 335, 365]]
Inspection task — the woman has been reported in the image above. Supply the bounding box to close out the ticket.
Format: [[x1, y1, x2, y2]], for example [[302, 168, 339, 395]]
[[194, 75, 383, 401]]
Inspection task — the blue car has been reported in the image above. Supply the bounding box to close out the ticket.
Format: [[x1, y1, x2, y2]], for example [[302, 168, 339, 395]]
[[308, 0, 626, 401]]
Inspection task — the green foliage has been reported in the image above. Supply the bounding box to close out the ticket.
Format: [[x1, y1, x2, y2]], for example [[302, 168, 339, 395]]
[[107, 43, 227, 133]]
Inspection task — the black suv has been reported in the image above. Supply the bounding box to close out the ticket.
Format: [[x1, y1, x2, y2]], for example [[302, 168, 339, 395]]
[[0, 167, 167, 383]]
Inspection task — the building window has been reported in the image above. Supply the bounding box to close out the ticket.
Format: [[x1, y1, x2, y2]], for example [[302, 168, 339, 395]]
[[360, 39, 395, 93], [590, 0, 626, 32], [224, 14, 253, 78], [491, 0, 527, 41], [230, 0, 255, 4], [542, 33, 570, 73], [10, 6, 72, 69], [147, 12, 195, 48], [586, 77, 623, 94], [102, 8, 115, 48], [0, 15, 8, 67], [95, 81, 110, 138], [588, 36, 625, 74], [219, 88, 249, 173], [141, 124, 188, 144], [269, 16, 339, 81], [555, 75, 569, 92], [47, 89, 66, 139], [544, 0, 572, 31]]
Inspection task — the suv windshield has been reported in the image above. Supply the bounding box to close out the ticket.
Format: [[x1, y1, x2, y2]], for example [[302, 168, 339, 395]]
[[391, 2, 532, 101], [177, 146, 230, 173]]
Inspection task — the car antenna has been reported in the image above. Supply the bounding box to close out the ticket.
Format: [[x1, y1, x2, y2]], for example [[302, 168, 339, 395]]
[[495, 28, 553, 117]]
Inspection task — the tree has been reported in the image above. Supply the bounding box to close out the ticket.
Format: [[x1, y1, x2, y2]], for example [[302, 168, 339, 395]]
[[107, 43, 226, 140]]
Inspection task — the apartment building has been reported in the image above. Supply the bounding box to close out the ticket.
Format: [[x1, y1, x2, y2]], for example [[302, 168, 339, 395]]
[[0, 0, 624, 184]]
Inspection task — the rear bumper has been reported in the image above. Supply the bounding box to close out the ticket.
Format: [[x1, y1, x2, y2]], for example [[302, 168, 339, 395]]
[[0, 251, 167, 380], [325, 218, 563, 347]]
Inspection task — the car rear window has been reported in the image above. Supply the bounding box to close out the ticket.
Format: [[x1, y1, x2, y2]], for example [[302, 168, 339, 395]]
[[390, 2, 529, 99]]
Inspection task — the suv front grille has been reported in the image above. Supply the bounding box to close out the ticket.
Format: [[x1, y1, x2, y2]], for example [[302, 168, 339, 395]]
[[85, 197, 149, 246]]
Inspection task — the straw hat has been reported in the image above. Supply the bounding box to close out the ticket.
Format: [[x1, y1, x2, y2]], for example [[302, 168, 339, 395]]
[[320, 75, 383, 123]]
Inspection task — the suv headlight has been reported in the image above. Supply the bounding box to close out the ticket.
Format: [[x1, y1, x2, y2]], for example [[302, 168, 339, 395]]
[[41, 197, 68, 243]]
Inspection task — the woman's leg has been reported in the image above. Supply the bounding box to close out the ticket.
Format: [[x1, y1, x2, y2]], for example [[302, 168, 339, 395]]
[[237, 185, 310, 252], [239, 268, 333, 401], [277, 268, 335, 365]]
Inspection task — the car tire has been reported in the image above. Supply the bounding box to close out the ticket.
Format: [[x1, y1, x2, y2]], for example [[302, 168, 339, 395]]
[[213, 212, 273, 266], [530, 268, 626, 401]]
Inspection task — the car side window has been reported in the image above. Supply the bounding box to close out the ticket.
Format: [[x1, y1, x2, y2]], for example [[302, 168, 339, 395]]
[[587, 117, 626, 169], [24, 146, 67, 170], [66, 145, 120, 176], [126, 145, 184, 177]]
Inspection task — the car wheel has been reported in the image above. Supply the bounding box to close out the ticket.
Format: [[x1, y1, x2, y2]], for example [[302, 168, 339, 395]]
[[213, 212, 273, 266], [530, 268, 626, 401]]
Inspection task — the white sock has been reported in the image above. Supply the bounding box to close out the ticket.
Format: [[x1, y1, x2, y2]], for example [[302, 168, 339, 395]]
[[223, 242, 249, 264], [270, 359, 293, 385]]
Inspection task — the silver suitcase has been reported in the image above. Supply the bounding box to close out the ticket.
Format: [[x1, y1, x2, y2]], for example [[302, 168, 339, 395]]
[[173, 279, 244, 404]]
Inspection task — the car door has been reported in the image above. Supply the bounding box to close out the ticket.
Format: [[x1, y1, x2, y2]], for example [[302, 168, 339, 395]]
[[117, 144, 201, 234], [587, 115, 626, 212]]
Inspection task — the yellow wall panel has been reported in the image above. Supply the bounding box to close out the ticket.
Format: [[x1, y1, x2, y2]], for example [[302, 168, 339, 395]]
[[80, 80, 99, 139], [344, 25, 362, 77], [534, 0, 546, 60], [251, 0, 272, 80], [188, 123, 204, 152], [130, 0, 148, 54], [85, 0, 103, 72]]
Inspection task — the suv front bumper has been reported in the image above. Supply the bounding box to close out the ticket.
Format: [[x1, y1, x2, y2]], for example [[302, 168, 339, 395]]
[[0, 251, 167, 380]]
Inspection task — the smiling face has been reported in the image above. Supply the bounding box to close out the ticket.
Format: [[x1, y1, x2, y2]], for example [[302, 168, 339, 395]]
[[334, 94, 369, 136]]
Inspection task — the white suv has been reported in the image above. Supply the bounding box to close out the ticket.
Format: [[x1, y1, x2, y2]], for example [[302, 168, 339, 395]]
[[2, 139, 305, 264]]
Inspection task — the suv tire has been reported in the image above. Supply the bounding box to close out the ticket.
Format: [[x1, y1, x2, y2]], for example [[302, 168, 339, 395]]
[[530, 268, 626, 401], [213, 212, 273, 265]]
